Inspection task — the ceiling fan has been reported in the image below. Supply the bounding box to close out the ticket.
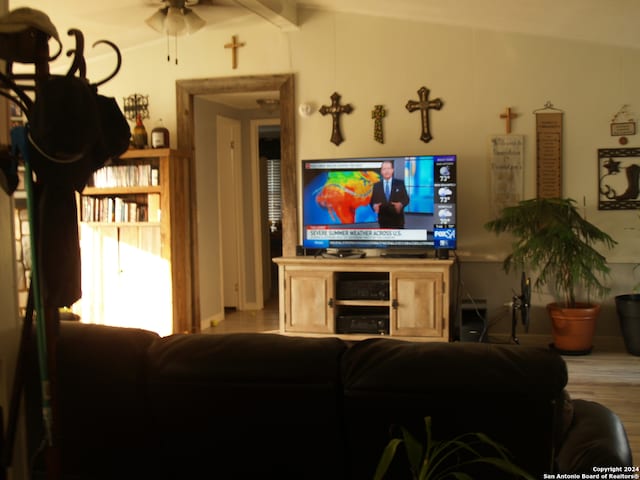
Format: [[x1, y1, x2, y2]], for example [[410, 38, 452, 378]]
[[145, 0, 217, 36]]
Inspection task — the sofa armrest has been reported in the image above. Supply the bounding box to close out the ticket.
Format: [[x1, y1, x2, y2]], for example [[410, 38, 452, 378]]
[[556, 399, 632, 473]]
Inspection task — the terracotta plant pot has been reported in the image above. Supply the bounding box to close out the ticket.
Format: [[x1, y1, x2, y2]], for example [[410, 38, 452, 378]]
[[547, 303, 600, 354]]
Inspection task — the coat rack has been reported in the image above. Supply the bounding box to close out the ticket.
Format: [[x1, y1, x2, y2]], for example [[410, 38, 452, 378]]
[[0, 8, 128, 480]]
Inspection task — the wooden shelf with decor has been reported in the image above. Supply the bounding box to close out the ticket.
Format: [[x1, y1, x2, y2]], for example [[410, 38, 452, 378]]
[[75, 148, 192, 336], [273, 256, 454, 342]]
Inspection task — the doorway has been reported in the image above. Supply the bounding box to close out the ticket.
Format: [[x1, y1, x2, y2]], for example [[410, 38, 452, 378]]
[[175, 74, 297, 332]]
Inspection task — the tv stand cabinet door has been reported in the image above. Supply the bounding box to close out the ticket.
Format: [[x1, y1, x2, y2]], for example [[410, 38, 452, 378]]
[[284, 270, 334, 333], [391, 271, 445, 338]]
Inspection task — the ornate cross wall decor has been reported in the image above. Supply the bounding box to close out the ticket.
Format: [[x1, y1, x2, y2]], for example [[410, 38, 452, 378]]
[[224, 35, 245, 69], [372, 105, 386, 143], [319, 92, 353, 145], [500, 107, 519, 134], [406, 86, 443, 143]]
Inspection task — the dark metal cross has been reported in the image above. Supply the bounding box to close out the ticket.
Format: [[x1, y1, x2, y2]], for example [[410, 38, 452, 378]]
[[319, 92, 353, 145], [371, 105, 386, 144], [405, 86, 443, 143]]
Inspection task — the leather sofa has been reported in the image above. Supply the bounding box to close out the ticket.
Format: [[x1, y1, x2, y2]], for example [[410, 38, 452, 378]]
[[24, 322, 632, 479]]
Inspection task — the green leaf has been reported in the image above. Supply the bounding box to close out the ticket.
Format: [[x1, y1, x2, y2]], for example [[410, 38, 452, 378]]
[[401, 426, 424, 475], [376, 416, 535, 480], [373, 437, 403, 480]]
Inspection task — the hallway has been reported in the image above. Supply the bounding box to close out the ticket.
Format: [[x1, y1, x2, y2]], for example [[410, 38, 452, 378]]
[[202, 296, 279, 334]]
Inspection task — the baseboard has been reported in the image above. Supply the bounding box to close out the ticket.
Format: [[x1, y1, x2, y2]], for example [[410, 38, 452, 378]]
[[202, 312, 224, 331], [485, 333, 626, 352]]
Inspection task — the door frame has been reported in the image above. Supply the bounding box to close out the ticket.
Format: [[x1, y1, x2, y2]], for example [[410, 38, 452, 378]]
[[176, 74, 297, 331], [251, 117, 281, 303]]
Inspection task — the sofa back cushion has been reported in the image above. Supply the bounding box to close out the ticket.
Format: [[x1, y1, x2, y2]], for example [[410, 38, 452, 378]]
[[145, 332, 349, 479], [340, 339, 568, 479], [25, 322, 160, 479]]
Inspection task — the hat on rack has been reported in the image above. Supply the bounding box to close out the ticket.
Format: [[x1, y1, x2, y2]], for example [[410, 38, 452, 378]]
[[0, 8, 61, 63], [0, 7, 60, 41]]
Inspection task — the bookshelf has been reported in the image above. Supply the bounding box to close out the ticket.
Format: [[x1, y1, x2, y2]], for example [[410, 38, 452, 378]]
[[76, 148, 192, 336]]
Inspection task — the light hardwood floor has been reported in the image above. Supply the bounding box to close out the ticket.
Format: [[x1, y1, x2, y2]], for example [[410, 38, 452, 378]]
[[204, 301, 639, 465]]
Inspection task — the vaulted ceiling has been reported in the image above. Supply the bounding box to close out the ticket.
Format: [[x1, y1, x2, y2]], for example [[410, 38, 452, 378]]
[[7, 0, 640, 59]]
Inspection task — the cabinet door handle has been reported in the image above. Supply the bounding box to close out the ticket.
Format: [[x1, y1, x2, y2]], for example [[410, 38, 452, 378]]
[[328, 298, 334, 308], [392, 299, 398, 309]]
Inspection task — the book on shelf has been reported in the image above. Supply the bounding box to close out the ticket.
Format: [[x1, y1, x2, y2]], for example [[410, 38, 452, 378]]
[[81, 193, 158, 223], [147, 193, 161, 222], [91, 164, 158, 188]]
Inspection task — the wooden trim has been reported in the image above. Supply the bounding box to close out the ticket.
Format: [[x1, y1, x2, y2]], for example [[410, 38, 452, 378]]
[[175, 74, 297, 332]]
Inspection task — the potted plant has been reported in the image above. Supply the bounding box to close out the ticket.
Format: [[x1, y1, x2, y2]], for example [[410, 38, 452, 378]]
[[374, 416, 534, 480], [615, 215, 640, 356], [485, 197, 617, 354]]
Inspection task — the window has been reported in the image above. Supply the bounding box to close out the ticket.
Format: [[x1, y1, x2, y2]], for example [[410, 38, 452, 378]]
[[267, 158, 281, 232]]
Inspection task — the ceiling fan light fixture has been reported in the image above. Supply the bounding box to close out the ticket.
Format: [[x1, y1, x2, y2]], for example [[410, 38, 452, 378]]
[[145, 7, 169, 34], [145, 4, 205, 37], [183, 8, 206, 34], [165, 7, 187, 36]]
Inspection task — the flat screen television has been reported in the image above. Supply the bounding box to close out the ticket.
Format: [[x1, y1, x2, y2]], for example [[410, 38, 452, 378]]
[[301, 155, 457, 253]]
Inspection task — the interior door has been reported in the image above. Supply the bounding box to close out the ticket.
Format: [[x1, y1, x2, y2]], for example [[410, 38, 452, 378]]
[[217, 115, 242, 308]]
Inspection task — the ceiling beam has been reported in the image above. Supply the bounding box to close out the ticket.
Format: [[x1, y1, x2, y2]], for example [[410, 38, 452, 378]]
[[231, 0, 298, 31]]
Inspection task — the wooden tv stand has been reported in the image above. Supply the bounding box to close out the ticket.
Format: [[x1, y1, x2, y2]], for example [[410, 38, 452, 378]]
[[273, 256, 454, 342]]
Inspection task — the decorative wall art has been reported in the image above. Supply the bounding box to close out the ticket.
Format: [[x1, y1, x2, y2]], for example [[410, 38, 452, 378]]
[[500, 107, 519, 134], [406, 86, 443, 143], [371, 105, 386, 144], [533, 101, 564, 198], [489, 135, 525, 217], [319, 92, 353, 146], [610, 105, 636, 146], [598, 147, 640, 210], [224, 35, 245, 69]]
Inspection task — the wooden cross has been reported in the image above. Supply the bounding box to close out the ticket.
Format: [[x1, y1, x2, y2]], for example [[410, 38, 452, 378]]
[[224, 35, 245, 69], [500, 107, 519, 134], [319, 92, 353, 145], [371, 105, 386, 144], [405, 86, 443, 143]]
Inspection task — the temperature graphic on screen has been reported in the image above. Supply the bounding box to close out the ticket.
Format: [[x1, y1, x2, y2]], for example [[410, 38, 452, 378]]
[[438, 166, 451, 182]]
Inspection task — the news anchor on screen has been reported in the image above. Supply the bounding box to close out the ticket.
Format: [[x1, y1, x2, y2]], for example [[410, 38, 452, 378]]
[[370, 159, 409, 228]]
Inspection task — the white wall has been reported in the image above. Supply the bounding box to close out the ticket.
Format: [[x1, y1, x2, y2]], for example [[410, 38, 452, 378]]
[[14, 6, 638, 339]]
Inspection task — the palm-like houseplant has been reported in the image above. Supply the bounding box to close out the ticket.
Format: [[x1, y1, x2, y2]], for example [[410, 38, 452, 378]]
[[485, 197, 617, 353], [374, 416, 534, 480]]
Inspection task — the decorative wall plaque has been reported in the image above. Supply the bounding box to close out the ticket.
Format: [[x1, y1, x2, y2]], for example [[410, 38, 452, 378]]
[[610, 105, 636, 137], [534, 102, 563, 198], [598, 147, 640, 210], [611, 122, 636, 136], [489, 135, 524, 217]]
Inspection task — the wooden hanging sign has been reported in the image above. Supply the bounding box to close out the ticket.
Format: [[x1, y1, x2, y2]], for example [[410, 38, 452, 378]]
[[610, 104, 636, 137], [534, 102, 563, 198]]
